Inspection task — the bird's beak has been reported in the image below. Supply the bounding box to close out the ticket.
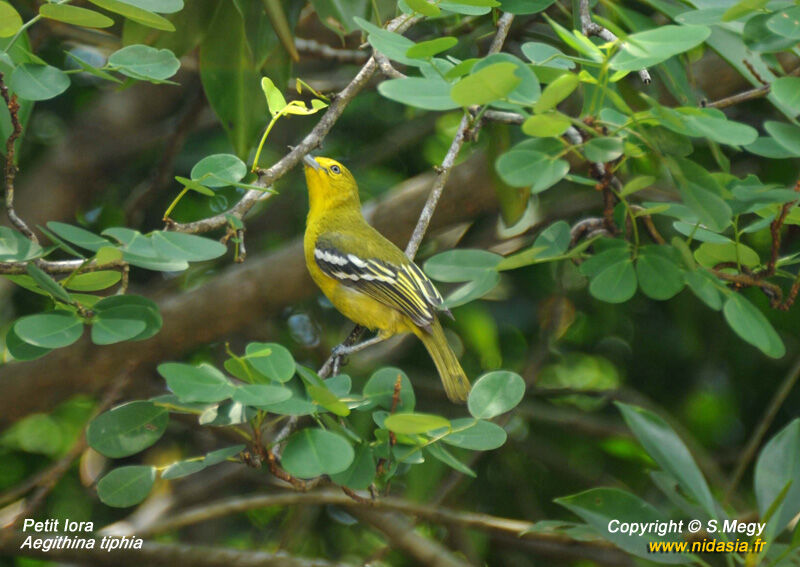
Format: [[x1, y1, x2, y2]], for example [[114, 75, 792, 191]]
[[303, 154, 322, 171]]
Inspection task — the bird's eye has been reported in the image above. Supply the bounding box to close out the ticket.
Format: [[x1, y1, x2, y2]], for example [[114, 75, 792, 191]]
[[330, 164, 341, 174]]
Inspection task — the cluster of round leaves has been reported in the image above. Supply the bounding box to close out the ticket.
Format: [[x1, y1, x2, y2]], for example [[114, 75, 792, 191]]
[[87, 341, 526, 507], [3, 224, 226, 361]]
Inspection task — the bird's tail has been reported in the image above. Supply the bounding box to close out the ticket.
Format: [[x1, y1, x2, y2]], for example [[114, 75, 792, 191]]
[[416, 319, 470, 403]]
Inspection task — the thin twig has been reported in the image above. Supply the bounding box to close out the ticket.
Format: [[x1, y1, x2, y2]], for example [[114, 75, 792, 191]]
[[167, 14, 419, 235], [0, 72, 37, 243], [405, 12, 514, 259], [374, 51, 406, 79], [724, 355, 800, 503], [579, 0, 650, 84], [703, 85, 770, 109], [295, 38, 368, 64]]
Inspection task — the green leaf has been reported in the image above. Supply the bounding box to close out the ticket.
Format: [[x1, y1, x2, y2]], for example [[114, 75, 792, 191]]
[[405, 0, 441, 17], [64, 271, 121, 292], [522, 113, 570, 138], [722, 0, 768, 22], [533, 220, 571, 259], [743, 12, 797, 53], [583, 137, 624, 162], [5, 326, 52, 361], [439, 1, 495, 15], [636, 246, 685, 300], [46, 222, 111, 251], [161, 460, 206, 479], [694, 241, 760, 269], [467, 370, 526, 419], [39, 4, 114, 28], [244, 342, 295, 383], [150, 231, 227, 261], [306, 384, 350, 416], [26, 264, 71, 303], [424, 249, 502, 282], [495, 148, 569, 191], [557, 488, 689, 564], [92, 295, 162, 341], [378, 77, 459, 111], [108, 44, 180, 81], [190, 154, 247, 188], [534, 72, 578, 113], [384, 412, 451, 434], [353, 17, 417, 66], [407, 37, 457, 59], [9, 64, 70, 101], [723, 293, 785, 358], [86, 0, 174, 31], [281, 428, 354, 478], [765, 121, 800, 156], [158, 362, 235, 403], [499, 0, 555, 15], [14, 312, 83, 349], [199, 400, 253, 426], [443, 271, 500, 308], [363, 367, 415, 411], [451, 62, 521, 106], [260, 76, 287, 116], [439, 418, 507, 450], [232, 384, 292, 408], [669, 157, 731, 232], [610, 25, 711, 71], [587, 255, 637, 304], [0, 227, 43, 261], [616, 402, 716, 516], [91, 305, 149, 345], [521, 42, 574, 75], [684, 270, 723, 311], [117, 0, 183, 13], [425, 443, 476, 477], [472, 53, 541, 106], [329, 444, 375, 489], [87, 401, 168, 458], [767, 7, 800, 39], [97, 466, 156, 507], [0, 2, 22, 37], [754, 419, 800, 534], [204, 444, 245, 465]]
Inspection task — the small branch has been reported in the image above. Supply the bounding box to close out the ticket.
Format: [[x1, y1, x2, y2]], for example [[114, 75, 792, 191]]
[[167, 14, 419, 235], [1, 71, 38, 243], [762, 179, 799, 278], [374, 51, 406, 79], [405, 13, 514, 258], [724, 355, 800, 503], [295, 38, 368, 64], [702, 85, 770, 109], [0, 259, 127, 275], [579, 0, 650, 85]]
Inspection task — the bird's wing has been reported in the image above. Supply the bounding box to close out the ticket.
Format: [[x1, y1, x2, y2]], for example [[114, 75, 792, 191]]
[[314, 232, 446, 329]]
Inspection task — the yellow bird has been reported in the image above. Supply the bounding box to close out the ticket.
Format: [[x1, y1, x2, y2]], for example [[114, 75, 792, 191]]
[[302, 155, 471, 403]]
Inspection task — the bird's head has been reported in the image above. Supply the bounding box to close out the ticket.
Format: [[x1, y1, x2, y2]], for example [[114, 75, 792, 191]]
[[303, 155, 360, 210]]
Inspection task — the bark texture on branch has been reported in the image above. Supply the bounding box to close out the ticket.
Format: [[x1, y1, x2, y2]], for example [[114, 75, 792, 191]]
[[0, 156, 496, 428]]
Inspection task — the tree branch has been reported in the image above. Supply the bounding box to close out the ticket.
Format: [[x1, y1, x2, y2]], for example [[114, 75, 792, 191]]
[[405, 12, 514, 259], [167, 14, 419, 235], [137, 488, 621, 560], [1, 72, 37, 243], [295, 38, 368, 64]]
